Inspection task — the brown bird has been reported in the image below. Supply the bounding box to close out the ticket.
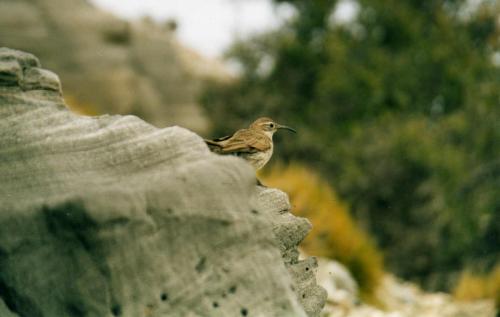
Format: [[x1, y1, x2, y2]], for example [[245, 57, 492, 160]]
[[205, 117, 296, 170]]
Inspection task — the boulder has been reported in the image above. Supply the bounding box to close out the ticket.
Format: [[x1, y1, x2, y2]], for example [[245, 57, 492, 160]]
[[315, 258, 359, 309], [0, 0, 230, 133], [0, 47, 326, 317]]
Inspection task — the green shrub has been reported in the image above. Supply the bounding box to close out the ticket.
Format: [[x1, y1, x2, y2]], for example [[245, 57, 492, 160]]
[[201, 0, 500, 291]]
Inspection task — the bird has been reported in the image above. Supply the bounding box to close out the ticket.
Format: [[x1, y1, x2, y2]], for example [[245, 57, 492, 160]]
[[205, 117, 296, 170]]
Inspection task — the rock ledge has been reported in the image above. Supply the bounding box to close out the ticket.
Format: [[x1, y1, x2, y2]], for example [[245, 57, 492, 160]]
[[0, 47, 326, 317]]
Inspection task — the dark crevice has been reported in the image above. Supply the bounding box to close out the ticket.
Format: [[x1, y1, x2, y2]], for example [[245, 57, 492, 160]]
[[195, 256, 207, 273], [160, 293, 168, 301], [111, 304, 122, 316], [42, 201, 116, 316], [66, 302, 85, 317], [0, 279, 43, 317]]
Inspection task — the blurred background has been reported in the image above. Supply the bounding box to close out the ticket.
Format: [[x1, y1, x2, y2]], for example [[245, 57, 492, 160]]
[[1, 0, 498, 314]]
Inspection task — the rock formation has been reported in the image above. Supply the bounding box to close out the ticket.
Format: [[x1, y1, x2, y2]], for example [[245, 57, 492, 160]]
[[0, 0, 229, 133], [0, 47, 326, 317]]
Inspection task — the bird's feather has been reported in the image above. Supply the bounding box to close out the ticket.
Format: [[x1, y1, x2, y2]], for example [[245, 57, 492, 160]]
[[220, 129, 270, 153], [211, 134, 233, 142], [205, 128, 271, 154]]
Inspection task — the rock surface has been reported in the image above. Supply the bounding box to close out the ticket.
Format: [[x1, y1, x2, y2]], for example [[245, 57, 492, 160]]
[[0, 47, 326, 317], [316, 258, 497, 317], [0, 0, 229, 133]]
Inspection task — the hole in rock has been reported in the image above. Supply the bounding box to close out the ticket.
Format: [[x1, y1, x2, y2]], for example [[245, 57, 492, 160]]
[[195, 256, 207, 273], [161, 293, 168, 301], [212, 302, 219, 308], [240, 308, 248, 316], [305, 267, 309, 271], [111, 304, 122, 316], [251, 209, 259, 214], [302, 294, 306, 299], [67, 303, 85, 317], [228, 285, 237, 294]]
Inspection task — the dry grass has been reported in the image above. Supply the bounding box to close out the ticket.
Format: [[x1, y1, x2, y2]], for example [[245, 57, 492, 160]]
[[63, 95, 100, 116], [260, 163, 384, 302], [453, 264, 500, 309]]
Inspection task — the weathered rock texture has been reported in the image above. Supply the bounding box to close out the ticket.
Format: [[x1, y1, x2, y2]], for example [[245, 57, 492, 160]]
[[0, 47, 326, 317], [0, 0, 229, 133]]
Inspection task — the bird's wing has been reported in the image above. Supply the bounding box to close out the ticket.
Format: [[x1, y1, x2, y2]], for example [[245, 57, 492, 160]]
[[218, 129, 270, 154]]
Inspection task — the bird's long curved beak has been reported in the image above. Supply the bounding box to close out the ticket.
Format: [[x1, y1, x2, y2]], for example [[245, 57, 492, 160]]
[[277, 124, 297, 133]]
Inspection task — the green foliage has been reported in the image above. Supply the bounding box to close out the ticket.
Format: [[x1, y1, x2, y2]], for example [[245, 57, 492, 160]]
[[201, 0, 500, 292]]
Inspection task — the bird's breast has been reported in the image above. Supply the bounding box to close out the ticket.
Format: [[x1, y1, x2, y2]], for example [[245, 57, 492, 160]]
[[244, 146, 273, 170]]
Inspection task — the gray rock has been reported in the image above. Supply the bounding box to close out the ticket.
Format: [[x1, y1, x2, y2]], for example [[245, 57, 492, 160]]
[[253, 189, 328, 316], [22, 67, 61, 92], [0, 47, 40, 87], [0, 58, 22, 86], [0, 48, 326, 317], [0, 0, 229, 133], [315, 258, 359, 308]]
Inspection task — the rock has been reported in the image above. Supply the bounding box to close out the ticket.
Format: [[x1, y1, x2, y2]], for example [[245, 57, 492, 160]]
[[316, 257, 496, 317], [0, 0, 230, 133], [0, 48, 325, 317], [0, 48, 40, 87], [22, 67, 61, 92], [376, 275, 497, 317], [315, 258, 359, 309]]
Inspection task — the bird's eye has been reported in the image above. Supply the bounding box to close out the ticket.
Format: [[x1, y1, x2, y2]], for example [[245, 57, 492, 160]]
[[270, 123, 275, 128]]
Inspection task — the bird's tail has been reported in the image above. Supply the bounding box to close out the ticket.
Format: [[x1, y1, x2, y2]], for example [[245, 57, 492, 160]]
[[204, 139, 223, 153]]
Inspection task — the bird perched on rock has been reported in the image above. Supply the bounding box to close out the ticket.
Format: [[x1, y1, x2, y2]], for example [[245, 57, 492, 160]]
[[205, 117, 296, 170]]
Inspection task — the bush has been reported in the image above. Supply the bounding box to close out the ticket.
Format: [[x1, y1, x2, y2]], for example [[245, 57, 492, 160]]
[[201, 0, 500, 291], [453, 264, 500, 309]]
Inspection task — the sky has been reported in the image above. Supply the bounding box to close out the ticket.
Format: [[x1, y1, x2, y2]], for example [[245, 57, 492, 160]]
[[84, 1, 487, 61], [89, 0, 294, 58]]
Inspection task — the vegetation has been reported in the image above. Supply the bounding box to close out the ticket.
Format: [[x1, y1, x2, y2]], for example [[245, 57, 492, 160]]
[[64, 95, 100, 116], [453, 264, 500, 308], [202, 0, 500, 293], [261, 163, 384, 301]]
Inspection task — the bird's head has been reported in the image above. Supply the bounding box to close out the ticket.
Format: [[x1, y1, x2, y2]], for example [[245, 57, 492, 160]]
[[250, 117, 296, 137]]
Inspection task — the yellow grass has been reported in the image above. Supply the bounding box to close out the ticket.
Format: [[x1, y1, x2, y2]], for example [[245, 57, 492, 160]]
[[260, 163, 384, 302], [453, 264, 500, 308], [63, 95, 100, 116]]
